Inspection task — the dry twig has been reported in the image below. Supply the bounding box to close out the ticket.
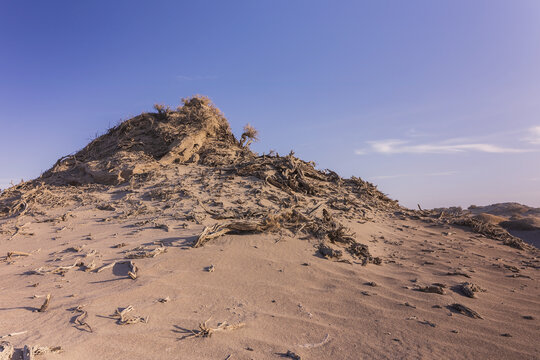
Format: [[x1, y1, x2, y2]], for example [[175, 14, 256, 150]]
[[183, 318, 245, 338], [71, 305, 92, 332], [111, 305, 147, 325], [449, 303, 483, 319], [37, 294, 51, 312]]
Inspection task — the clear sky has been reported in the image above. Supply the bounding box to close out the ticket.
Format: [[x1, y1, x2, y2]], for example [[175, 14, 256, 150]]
[[1, 0, 539, 208]]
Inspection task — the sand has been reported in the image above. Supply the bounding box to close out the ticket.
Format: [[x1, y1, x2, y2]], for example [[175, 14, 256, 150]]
[[0, 165, 538, 359], [0, 97, 538, 359]]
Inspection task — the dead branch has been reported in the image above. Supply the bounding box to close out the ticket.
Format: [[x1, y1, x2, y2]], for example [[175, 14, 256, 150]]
[[112, 305, 147, 325], [32, 346, 62, 356], [415, 285, 446, 295], [37, 294, 51, 312], [71, 305, 92, 332], [29, 261, 81, 276], [126, 246, 166, 259], [7, 251, 31, 259], [0, 331, 27, 340], [95, 261, 116, 273], [183, 318, 245, 338], [125, 261, 138, 279], [22, 345, 62, 359], [81, 259, 97, 272], [449, 303, 483, 319]]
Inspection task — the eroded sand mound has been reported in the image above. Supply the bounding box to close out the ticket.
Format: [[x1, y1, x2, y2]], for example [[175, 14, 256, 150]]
[[41, 96, 240, 186]]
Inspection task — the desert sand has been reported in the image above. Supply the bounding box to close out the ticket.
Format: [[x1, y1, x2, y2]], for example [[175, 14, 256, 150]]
[[0, 97, 538, 360]]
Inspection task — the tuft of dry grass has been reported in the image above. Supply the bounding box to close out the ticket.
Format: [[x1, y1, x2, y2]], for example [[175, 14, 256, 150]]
[[153, 103, 171, 114], [240, 124, 259, 148]]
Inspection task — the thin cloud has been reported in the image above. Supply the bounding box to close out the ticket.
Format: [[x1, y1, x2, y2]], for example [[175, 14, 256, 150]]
[[357, 139, 534, 155], [525, 126, 540, 145], [371, 171, 457, 180]]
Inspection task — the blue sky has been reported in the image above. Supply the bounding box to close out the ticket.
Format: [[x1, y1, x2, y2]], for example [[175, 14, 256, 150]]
[[1, 0, 539, 208]]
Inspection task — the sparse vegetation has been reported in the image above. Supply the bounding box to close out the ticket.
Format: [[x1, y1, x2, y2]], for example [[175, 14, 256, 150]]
[[239, 123, 259, 148], [153, 103, 171, 115]]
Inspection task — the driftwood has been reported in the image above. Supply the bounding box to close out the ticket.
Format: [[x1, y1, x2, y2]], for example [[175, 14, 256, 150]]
[[194, 221, 270, 248], [126, 247, 166, 259], [95, 261, 116, 273], [0, 342, 14, 360], [127, 261, 138, 279], [415, 284, 446, 295], [38, 294, 51, 312], [81, 259, 97, 272], [112, 306, 147, 325], [29, 261, 81, 276], [32, 346, 62, 356], [449, 303, 483, 319], [8, 224, 24, 241], [445, 270, 471, 278], [183, 318, 245, 338], [0, 331, 27, 340], [6, 251, 31, 259], [71, 305, 92, 332], [22, 345, 62, 360], [193, 209, 379, 262]]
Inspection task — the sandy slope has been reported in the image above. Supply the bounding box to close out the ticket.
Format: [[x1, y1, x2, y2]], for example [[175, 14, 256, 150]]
[[0, 98, 538, 359], [1, 164, 538, 360]]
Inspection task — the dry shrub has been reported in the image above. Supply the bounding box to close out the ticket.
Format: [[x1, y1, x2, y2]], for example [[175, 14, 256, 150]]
[[153, 103, 171, 114], [240, 124, 259, 148]]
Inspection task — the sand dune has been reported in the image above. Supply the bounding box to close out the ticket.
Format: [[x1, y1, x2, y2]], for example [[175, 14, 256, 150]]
[[1, 97, 538, 359]]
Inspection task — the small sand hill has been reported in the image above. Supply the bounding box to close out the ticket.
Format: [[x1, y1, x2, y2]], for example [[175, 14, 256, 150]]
[[469, 203, 540, 231], [41, 96, 240, 186], [469, 203, 540, 218], [468, 203, 540, 248], [0, 96, 538, 360], [472, 213, 507, 226]]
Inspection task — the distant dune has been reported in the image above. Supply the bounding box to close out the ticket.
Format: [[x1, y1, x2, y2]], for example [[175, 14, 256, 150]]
[[468, 203, 540, 248]]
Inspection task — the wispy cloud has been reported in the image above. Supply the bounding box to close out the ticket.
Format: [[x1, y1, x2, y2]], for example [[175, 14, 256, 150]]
[[371, 171, 458, 180], [356, 126, 540, 156], [361, 139, 531, 155], [524, 126, 540, 145]]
